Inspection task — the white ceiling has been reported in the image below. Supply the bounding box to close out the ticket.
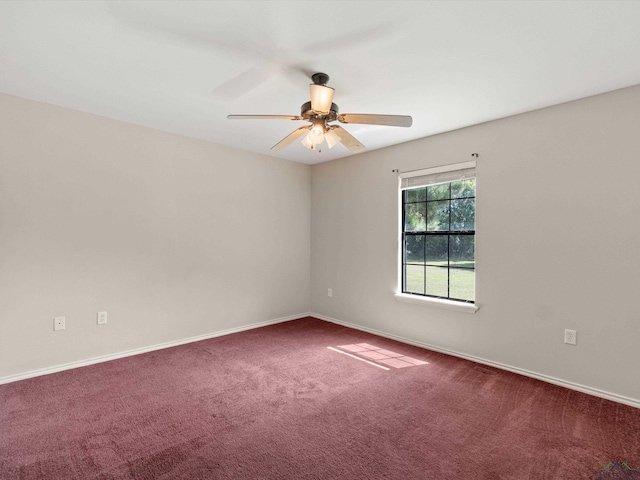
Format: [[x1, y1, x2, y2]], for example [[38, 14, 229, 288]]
[[2, 1, 640, 165]]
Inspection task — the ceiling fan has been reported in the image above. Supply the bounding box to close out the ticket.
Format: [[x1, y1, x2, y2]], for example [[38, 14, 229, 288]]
[[227, 73, 412, 153]]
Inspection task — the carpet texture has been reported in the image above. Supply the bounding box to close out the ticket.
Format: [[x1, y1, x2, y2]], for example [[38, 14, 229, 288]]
[[1, 317, 639, 479]]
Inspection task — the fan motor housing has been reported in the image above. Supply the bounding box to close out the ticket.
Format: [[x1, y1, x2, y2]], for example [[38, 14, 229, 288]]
[[300, 101, 339, 121]]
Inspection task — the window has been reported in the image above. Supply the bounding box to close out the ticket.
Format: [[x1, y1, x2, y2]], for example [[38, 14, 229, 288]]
[[399, 162, 476, 305]]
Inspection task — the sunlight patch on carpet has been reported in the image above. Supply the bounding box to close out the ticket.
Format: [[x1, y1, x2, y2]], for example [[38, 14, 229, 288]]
[[327, 347, 390, 370], [329, 343, 428, 369]]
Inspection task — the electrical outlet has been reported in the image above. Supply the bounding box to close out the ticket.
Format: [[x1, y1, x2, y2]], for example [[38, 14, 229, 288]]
[[97, 311, 108, 325], [328, 288, 332, 297], [564, 329, 577, 345], [54, 316, 65, 331]]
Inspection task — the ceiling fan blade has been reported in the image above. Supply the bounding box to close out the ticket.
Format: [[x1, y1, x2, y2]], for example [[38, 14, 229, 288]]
[[227, 115, 303, 120], [330, 126, 366, 153], [214, 65, 281, 99], [338, 114, 413, 127], [271, 126, 310, 150], [303, 23, 394, 56]]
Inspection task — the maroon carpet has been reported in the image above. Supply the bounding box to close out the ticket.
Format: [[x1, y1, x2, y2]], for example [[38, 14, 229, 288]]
[[1, 317, 639, 479]]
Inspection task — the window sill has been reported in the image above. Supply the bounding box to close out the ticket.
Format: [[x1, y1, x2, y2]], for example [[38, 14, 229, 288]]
[[394, 293, 478, 313]]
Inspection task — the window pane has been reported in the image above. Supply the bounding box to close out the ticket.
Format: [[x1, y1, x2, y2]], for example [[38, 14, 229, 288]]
[[450, 235, 474, 268], [401, 173, 475, 303], [405, 235, 425, 263], [427, 200, 449, 231], [427, 183, 450, 201], [425, 235, 448, 265], [426, 266, 448, 297], [451, 198, 475, 231], [451, 179, 476, 199], [450, 268, 475, 301], [406, 187, 426, 203], [405, 264, 425, 294], [404, 203, 426, 231]]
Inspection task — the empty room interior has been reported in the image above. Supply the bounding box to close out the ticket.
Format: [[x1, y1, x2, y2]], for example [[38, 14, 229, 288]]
[[2, 1, 640, 479]]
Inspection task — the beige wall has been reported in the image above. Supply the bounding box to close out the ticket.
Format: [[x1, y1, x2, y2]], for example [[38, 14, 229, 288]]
[[310, 85, 640, 405], [3, 85, 640, 406], [0, 94, 311, 378]]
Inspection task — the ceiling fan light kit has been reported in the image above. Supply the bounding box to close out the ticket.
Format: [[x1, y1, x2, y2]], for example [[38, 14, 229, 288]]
[[301, 121, 326, 150], [227, 73, 412, 153], [324, 127, 341, 149]]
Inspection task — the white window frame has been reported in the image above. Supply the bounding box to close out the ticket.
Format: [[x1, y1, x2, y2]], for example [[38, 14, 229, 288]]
[[395, 161, 478, 313]]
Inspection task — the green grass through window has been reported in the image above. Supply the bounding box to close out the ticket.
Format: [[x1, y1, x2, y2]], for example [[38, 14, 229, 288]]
[[404, 262, 475, 302]]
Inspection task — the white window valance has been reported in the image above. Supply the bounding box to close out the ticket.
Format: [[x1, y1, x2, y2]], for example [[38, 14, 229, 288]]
[[399, 161, 476, 190]]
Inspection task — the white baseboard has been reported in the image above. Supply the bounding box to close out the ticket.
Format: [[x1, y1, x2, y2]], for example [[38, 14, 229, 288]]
[[312, 312, 640, 410], [0, 312, 311, 385], [5, 311, 638, 410]]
